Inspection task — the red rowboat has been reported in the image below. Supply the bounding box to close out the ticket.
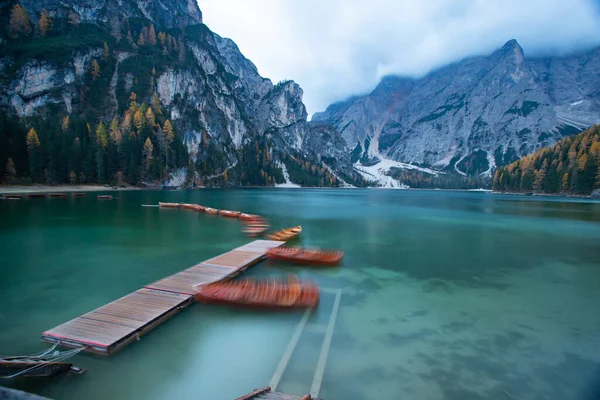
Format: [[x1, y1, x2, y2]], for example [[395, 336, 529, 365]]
[[239, 213, 259, 221], [97, 195, 113, 200], [268, 247, 344, 266], [266, 226, 302, 241], [219, 209, 241, 218], [159, 202, 181, 208], [182, 203, 197, 210], [193, 276, 319, 309], [28, 193, 47, 198], [1, 194, 22, 199], [49, 193, 67, 197], [194, 204, 206, 212], [242, 215, 269, 237], [205, 207, 218, 215]]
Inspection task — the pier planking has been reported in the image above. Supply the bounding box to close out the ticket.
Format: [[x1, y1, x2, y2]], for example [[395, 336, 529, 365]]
[[42, 240, 284, 355]]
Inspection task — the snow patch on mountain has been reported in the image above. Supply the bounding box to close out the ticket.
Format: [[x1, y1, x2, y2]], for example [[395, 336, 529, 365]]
[[354, 158, 439, 188], [275, 161, 301, 188]]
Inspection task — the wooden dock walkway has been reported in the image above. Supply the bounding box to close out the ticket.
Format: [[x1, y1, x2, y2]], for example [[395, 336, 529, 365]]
[[42, 240, 284, 355]]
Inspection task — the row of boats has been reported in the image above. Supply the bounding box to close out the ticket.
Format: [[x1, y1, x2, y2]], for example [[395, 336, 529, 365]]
[[159, 201, 344, 310]]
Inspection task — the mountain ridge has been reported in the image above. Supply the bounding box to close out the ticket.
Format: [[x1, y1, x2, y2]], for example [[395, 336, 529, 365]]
[[313, 39, 600, 177], [0, 0, 366, 187]]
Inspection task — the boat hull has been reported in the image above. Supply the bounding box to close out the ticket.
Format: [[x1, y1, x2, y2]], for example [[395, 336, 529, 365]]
[[194, 277, 319, 309], [267, 248, 343, 266]]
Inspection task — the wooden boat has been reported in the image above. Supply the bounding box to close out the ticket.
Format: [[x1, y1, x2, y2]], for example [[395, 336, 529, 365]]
[[72, 193, 86, 197], [97, 195, 113, 200], [48, 193, 67, 197], [205, 207, 218, 215], [28, 193, 47, 198], [0, 359, 84, 378], [242, 216, 269, 237], [268, 247, 344, 266], [159, 202, 181, 208], [182, 203, 197, 210], [239, 213, 259, 221], [219, 209, 241, 218], [1, 194, 22, 199], [194, 204, 206, 212], [194, 276, 319, 309], [266, 226, 302, 241]]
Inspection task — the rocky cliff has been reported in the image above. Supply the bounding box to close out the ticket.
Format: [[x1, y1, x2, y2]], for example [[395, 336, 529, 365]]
[[313, 40, 600, 176], [0, 0, 361, 187]]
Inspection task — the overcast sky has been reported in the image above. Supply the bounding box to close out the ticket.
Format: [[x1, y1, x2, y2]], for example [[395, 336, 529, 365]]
[[198, 0, 600, 117]]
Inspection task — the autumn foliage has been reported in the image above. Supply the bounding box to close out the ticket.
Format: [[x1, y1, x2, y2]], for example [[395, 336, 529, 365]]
[[493, 125, 600, 195]]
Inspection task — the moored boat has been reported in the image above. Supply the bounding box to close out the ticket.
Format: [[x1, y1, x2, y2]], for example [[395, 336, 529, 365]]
[[97, 195, 113, 200], [194, 204, 206, 212], [266, 226, 302, 241], [48, 193, 67, 197], [242, 216, 269, 237], [267, 247, 344, 266], [205, 207, 218, 215], [1, 194, 22, 199], [193, 276, 319, 309], [0, 359, 83, 378], [219, 209, 241, 218], [239, 213, 259, 221], [182, 203, 197, 210], [28, 193, 47, 198], [159, 202, 181, 208]]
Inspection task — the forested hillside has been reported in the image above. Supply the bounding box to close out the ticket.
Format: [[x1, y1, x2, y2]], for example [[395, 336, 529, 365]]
[[492, 125, 600, 195], [0, 2, 362, 188]]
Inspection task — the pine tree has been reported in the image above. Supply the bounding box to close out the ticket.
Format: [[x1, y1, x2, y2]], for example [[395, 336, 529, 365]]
[[61, 116, 70, 132], [163, 120, 174, 170], [4, 157, 17, 184], [148, 24, 157, 45], [142, 137, 154, 174], [90, 59, 101, 81], [151, 92, 162, 116], [158, 31, 166, 46], [103, 42, 110, 61], [96, 122, 108, 149], [138, 31, 146, 46], [145, 107, 156, 128], [126, 30, 134, 45], [26, 128, 41, 182], [223, 169, 228, 185], [133, 110, 144, 132], [9, 4, 32, 39], [38, 9, 51, 37], [109, 118, 121, 145]]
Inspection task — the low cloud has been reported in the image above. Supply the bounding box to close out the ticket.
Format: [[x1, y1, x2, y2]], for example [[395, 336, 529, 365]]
[[199, 0, 600, 117]]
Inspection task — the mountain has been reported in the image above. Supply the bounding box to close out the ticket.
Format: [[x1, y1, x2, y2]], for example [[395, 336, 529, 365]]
[[313, 39, 600, 177], [492, 124, 600, 195], [0, 0, 365, 187]]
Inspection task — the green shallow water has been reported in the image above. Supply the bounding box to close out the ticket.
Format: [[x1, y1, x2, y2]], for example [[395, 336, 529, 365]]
[[1, 189, 599, 400]]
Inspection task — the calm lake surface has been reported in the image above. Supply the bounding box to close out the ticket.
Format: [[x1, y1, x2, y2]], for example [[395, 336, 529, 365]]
[[1, 189, 599, 400]]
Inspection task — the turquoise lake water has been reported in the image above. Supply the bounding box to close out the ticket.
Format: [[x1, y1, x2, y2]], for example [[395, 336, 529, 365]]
[[1, 189, 599, 399]]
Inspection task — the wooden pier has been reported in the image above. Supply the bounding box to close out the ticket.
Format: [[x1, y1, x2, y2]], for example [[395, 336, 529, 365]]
[[42, 240, 284, 355]]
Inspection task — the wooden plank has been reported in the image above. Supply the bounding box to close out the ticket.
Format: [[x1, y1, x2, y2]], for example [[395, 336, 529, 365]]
[[203, 250, 264, 269], [42, 240, 285, 355], [42, 289, 190, 354]]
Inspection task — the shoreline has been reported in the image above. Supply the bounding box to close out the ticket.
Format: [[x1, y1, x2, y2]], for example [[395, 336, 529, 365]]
[[0, 185, 143, 194], [491, 190, 599, 199]]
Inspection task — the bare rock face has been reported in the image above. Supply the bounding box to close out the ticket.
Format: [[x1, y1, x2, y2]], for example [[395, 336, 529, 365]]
[[313, 39, 600, 175], [18, 0, 202, 29], [0, 0, 358, 185]]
